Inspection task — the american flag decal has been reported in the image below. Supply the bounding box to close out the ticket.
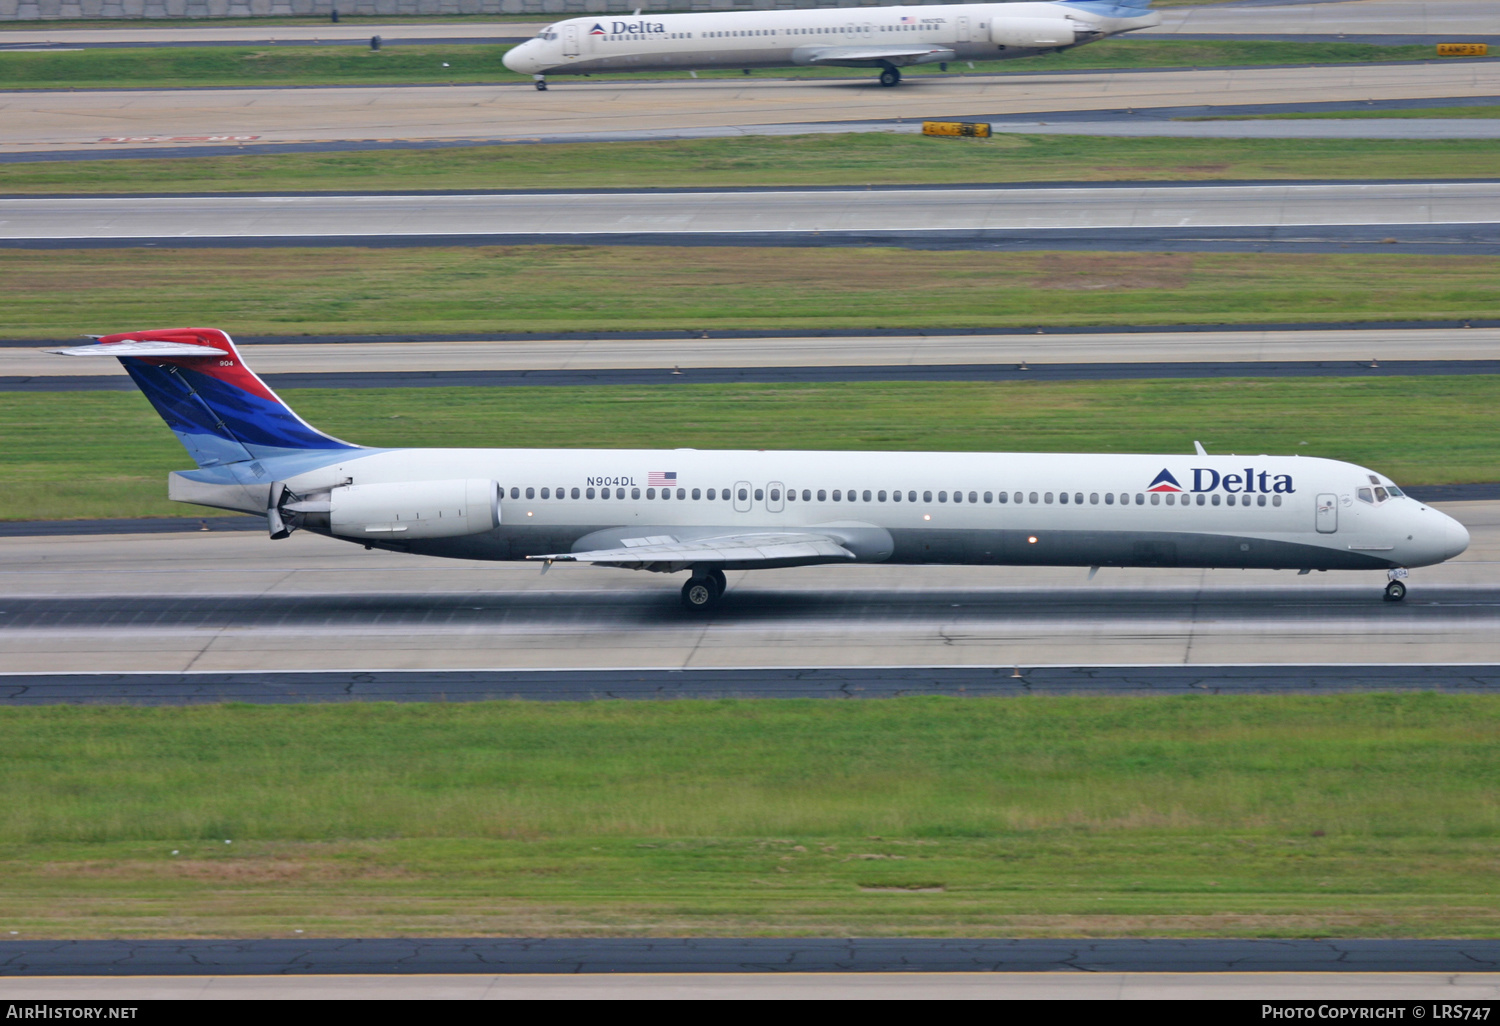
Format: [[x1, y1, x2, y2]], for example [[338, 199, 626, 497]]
[[648, 471, 677, 487]]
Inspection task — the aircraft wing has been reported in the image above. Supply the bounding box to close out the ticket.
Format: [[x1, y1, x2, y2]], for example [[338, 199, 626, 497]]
[[799, 45, 957, 68], [528, 531, 856, 569]]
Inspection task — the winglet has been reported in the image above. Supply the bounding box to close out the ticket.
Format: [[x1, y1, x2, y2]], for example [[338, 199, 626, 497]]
[[1194, 440, 1208, 456]]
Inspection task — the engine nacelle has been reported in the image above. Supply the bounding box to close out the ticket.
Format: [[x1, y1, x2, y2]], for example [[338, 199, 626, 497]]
[[989, 16, 1077, 48], [329, 479, 500, 540]]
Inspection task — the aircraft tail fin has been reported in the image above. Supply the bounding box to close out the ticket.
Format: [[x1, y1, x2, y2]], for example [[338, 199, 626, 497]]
[[47, 328, 361, 469]]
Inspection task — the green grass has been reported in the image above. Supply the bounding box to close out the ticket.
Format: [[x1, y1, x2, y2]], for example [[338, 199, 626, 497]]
[[0, 40, 1440, 90], [2, 695, 1499, 937], [4, 376, 1495, 521], [8, 134, 1500, 195], [5, 247, 1500, 338]]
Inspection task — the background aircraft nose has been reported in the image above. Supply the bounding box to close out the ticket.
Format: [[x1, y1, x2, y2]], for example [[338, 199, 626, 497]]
[[502, 42, 531, 72]]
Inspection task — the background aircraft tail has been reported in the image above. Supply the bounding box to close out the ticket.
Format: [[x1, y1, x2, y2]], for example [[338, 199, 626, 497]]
[[54, 328, 360, 469]]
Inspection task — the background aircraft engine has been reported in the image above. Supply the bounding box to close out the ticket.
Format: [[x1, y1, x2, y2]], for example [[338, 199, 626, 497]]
[[989, 17, 1077, 48], [329, 479, 501, 540]]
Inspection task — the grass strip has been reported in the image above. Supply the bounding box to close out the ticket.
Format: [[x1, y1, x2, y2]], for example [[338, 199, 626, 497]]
[[5, 247, 1500, 338], [2, 695, 1498, 938], [0, 40, 1439, 89], [7, 134, 1500, 194], [3, 376, 1495, 520]]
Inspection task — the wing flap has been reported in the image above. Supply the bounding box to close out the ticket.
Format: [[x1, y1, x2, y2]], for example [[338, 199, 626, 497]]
[[529, 531, 855, 567], [800, 45, 957, 67]]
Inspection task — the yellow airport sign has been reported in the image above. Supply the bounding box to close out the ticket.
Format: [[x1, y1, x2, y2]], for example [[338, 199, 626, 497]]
[[922, 120, 992, 138], [1437, 43, 1488, 56]]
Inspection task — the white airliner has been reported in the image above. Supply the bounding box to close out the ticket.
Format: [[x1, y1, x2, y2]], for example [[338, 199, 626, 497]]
[[501, 1, 1162, 89], [49, 329, 1468, 610]]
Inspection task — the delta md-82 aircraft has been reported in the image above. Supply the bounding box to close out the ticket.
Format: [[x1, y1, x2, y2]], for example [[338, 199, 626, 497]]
[[49, 329, 1469, 611], [501, 1, 1162, 89]]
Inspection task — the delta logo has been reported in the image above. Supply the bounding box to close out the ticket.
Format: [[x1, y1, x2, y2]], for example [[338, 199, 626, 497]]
[[589, 23, 606, 34], [1147, 469, 1183, 493], [1148, 467, 1297, 494]]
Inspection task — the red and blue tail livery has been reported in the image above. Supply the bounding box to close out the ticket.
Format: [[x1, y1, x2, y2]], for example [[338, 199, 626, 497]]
[[51, 328, 359, 468]]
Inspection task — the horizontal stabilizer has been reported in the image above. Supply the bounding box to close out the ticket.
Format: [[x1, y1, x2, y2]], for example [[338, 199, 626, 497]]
[[530, 531, 855, 568], [46, 340, 229, 358]]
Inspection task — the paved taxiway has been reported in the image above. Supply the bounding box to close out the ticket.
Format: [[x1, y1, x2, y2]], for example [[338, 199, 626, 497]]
[[1, 501, 1493, 673], [6, 665, 1500, 704], [5, 182, 1496, 243], [5, 61, 1497, 155], [6, 936, 1500, 975], [6, 971, 1500, 999], [11, 360, 1500, 393], [6, 329, 1500, 378]]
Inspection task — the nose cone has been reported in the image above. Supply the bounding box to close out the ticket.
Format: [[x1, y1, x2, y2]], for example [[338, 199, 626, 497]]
[[502, 41, 534, 74], [1441, 513, 1471, 561]]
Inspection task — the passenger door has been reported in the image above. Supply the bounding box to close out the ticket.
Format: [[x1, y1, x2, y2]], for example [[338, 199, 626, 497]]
[[733, 480, 753, 513], [563, 23, 580, 57], [766, 481, 785, 513], [1316, 493, 1338, 534], [956, 15, 970, 43]]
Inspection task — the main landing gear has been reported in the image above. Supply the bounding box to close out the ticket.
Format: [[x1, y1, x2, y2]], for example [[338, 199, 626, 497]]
[[534, 74, 548, 91], [681, 568, 727, 612], [1384, 567, 1409, 602], [878, 65, 901, 87]]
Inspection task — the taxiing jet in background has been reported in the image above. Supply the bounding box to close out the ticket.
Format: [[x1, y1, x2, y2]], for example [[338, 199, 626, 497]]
[[502, 1, 1161, 89]]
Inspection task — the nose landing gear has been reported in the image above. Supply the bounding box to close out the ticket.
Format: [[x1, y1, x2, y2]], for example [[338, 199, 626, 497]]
[[534, 74, 548, 91], [680, 568, 727, 612], [878, 65, 901, 87], [1384, 567, 1409, 602]]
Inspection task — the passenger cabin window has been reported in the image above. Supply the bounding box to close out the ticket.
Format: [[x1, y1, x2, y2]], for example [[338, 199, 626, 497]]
[[571, 487, 580, 499], [818, 489, 827, 501]]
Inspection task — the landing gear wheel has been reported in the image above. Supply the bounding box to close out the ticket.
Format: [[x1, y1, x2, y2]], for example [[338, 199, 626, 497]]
[[1384, 580, 1407, 602], [879, 66, 901, 87], [534, 76, 548, 91], [681, 576, 720, 612], [706, 568, 726, 597]]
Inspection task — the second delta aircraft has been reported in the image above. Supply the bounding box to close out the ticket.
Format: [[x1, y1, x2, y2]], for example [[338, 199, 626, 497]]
[[502, 1, 1162, 88]]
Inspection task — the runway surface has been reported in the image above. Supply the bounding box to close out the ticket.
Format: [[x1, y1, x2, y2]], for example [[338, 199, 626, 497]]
[[5, 184, 1496, 248], [5, 664, 1500, 704], [6, 971, 1500, 998], [5, 61, 1497, 156], [8, 328, 1500, 379], [2, 501, 1494, 672], [9, 359, 1500, 393], [5, 937, 1500, 975]]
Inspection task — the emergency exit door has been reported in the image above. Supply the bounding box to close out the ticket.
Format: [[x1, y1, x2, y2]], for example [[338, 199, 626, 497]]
[[733, 480, 752, 513], [1316, 493, 1338, 533]]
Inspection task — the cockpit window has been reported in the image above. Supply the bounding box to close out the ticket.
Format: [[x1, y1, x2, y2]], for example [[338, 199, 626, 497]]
[[1386, 485, 1404, 497], [537, 25, 558, 39], [1373, 486, 1389, 502], [1357, 487, 1374, 504]]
